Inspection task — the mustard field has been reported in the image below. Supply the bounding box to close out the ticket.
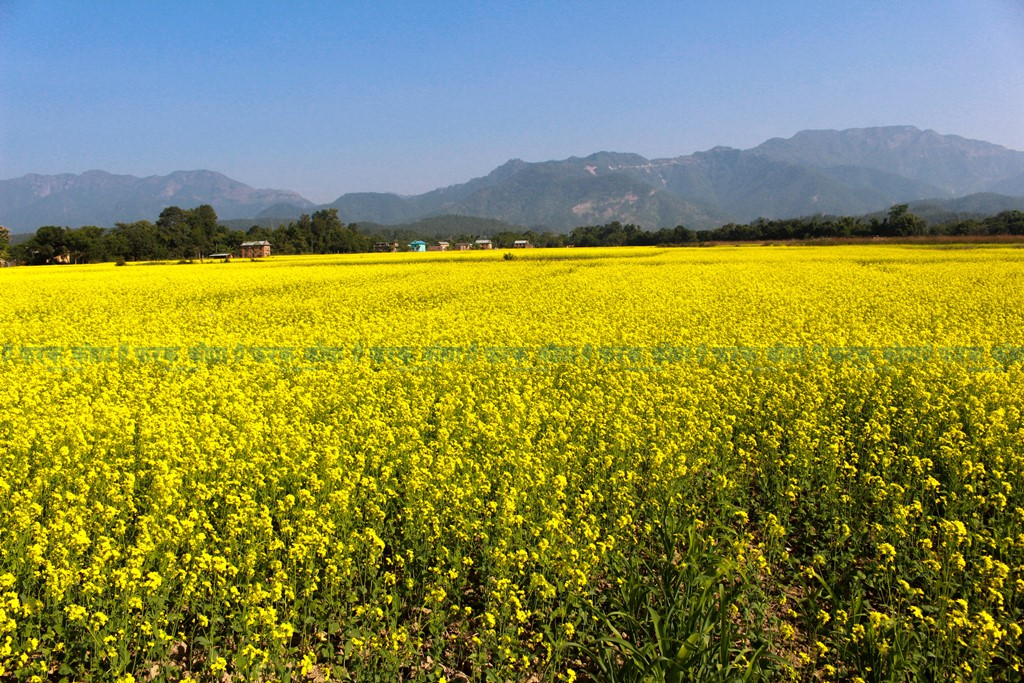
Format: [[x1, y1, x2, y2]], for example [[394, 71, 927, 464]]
[[1, 246, 1023, 681]]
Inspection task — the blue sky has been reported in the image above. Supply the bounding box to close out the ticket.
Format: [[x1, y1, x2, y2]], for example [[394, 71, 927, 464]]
[[2, 1, 1023, 203]]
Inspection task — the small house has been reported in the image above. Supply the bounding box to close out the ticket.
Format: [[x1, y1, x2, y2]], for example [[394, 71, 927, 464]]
[[455, 243, 472, 251], [512, 240, 533, 249], [474, 239, 493, 250], [209, 253, 233, 261], [427, 242, 450, 252], [409, 240, 427, 252], [373, 241, 399, 252], [240, 240, 271, 258]]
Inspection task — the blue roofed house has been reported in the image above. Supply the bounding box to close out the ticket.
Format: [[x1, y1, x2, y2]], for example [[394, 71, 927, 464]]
[[409, 240, 427, 252]]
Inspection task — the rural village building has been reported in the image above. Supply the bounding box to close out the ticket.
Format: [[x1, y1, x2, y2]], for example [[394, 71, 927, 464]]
[[474, 239, 493, 250], [239, 241, 271, 258], [512, 240, 533, 248]]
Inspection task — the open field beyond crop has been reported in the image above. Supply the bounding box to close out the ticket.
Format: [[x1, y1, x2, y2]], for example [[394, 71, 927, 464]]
[[2, 246, 1024, 681]]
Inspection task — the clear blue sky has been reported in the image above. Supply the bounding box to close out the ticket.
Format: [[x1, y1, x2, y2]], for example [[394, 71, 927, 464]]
[[2, 1, 1022, 203]]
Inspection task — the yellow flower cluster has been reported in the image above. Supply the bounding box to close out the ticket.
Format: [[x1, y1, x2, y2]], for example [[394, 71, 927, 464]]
[[1, 245, 1023, 680]]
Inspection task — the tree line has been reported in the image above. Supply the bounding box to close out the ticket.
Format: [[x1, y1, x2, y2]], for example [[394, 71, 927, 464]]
[[7, 204, 1024, 265], [0, 225, 10, 262], [10, 206, 369, 265], [8, 206, 572, 264], [697, 204, 1024, 241], [569, 206, 1024, 246], [11, 205, 237, 265]]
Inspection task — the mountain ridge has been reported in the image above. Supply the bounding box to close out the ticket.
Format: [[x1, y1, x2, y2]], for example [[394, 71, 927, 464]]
[[3, 126, 1024, 232], [0, 169, 316, 232]]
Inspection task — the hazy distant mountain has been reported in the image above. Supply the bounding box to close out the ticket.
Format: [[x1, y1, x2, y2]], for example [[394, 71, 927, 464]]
[[596, 147, 945, 221], [990, 171, 1024, 197], [321, 127, 1024, 229], [902, 193, 1024, 222], [751, 126, 1024, 195], [4, 127, 1024, 232], [325, 155, 728, 229], [0, 170, 315, 232]]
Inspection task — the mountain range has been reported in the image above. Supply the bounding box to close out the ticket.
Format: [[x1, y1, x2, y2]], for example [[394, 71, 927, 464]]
[[3, 126, 1024, 233], [0, 170, 316, 234]]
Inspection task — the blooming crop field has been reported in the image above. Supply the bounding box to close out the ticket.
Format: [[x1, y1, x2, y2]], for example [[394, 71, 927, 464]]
[[1, 245, 1023, 681]]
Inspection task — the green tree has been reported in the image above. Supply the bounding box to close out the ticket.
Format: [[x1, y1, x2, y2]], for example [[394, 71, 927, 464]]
[[189, 204, 219, 259], [884, 204, 927, 236], [0, 225, 9, 261], [33, 226, 71, 264], [110, 221, 163, 261], [309, 209, 344, 252], [156, 206, 191, 257], [246, 225, 274, 242], [983, 210, 1024, 235], [154, 204, 225, 258], [65, 226, 107, 264], [10, 226, 68, 264]]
